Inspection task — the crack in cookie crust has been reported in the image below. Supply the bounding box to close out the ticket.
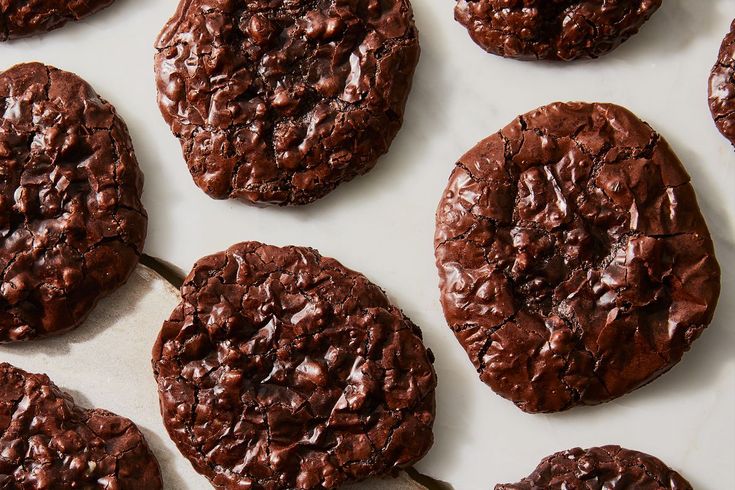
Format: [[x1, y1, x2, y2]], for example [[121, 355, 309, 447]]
[[154, 0, 420, 205], [454, 0, 662, 61], [0, 363, 162, 488], [434, 102, 720, 413], [495, 445, 693, 489], [0, 63, 147, 342], [152, 242, 437, 489]]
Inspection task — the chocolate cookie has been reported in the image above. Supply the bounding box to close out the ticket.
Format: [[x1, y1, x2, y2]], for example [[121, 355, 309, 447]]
[[495, 445, 692, 489], [434, 102, 720, 413], [709, 19, 735, 146], [0, 362, 163, 488], [154, 0, 420, 205], [152, 242, 436, 489], [0, 63, 147, 342], [454, 0, 662, 61], [0, 0, 115, 41]]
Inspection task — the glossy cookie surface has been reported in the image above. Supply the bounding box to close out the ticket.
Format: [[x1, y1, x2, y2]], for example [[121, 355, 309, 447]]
[[153, 242, 436, 488], [0, 63, 147, 342], [155, 0, 420, 205], [435, 101, 720, 413], [0, 0, 115, 41], [495, 445, 693, 489], [709, 19, 735, 146], [454, 0, 662, 60], [0, 362, 162, 488]]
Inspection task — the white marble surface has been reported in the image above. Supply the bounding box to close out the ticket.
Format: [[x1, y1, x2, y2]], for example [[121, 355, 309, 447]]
[[2, 0, 734, 488]]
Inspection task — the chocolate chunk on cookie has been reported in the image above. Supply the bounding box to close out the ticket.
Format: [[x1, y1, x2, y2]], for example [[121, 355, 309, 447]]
[[0, 0, 115, 41], [454, 0, 662, 61], [709, 19, 735, 146], [0, 63, 147, 342], [152, 242, 436, 489], [496, 445, 692, 489], [434, 102, 720, 413], [154, 0, 420, 205], [0, 362, 162, 488]]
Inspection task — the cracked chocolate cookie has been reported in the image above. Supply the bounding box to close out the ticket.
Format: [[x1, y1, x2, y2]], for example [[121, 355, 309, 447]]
[[454, 0, 662, 61], [434, 102, 720, 413], [495, 445, 693, 489], [0, 63, 147, 342], [0, 0, 115, 41], [152, 242, 436, 489], [0, 362, 163, 488], [709, 19, 735, 146], [154, 0, 420, 206]]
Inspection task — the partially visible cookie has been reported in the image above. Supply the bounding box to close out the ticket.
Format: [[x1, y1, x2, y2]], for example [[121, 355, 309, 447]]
[[454, 0, 662, 61], [495, 445, 692, 489], [152, 242, 437, 489], [0, 0, 115, 41], [154, 0, 420, 205], [0, 362, 163, 488], [434, 102, 720, 413], [709, 19, 735, 146], [0, 63, 147, 342]]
